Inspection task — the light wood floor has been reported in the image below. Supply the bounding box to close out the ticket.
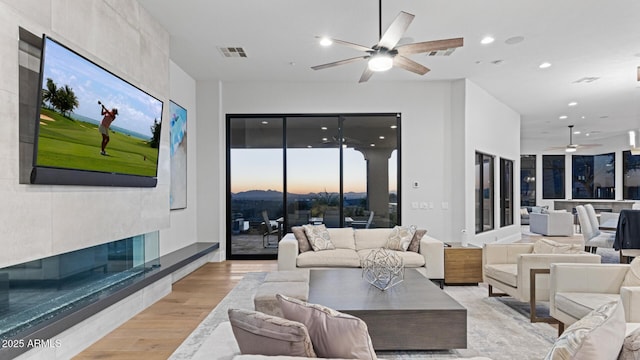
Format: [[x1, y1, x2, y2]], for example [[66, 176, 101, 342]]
[[74, 260, 278, 360]]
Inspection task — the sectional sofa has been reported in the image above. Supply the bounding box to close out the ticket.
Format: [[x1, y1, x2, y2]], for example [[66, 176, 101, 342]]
[[277, 227, 445, 282]]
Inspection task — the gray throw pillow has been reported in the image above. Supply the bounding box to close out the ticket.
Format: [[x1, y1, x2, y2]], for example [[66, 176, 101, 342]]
[[385, 225, 416, 251], [227, 308, 316, 357], [291, 226, 312, 253], [407, 229, 427, 253], [619, 326, 640, 360], [276, 294, 377, 360]]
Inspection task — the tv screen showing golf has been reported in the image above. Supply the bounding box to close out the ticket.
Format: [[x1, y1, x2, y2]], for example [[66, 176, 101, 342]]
[[31, 35, 163, 187]]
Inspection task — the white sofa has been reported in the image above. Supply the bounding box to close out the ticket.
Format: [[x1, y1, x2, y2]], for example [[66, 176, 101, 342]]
[[529, 211, 574, 236], [549, 262, 640, 333], [277, 228, 445, 282]]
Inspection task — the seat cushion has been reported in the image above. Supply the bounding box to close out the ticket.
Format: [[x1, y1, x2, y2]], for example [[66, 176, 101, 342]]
[[326, 227, 356, 250], [296, 249, 361, 267], [554, 292, 621, 321], [357, 249, 425, 268], [484, 264, 518, 287]]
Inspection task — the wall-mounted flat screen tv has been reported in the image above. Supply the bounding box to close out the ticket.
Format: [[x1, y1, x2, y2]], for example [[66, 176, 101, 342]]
[[31, 35, 163, 187]]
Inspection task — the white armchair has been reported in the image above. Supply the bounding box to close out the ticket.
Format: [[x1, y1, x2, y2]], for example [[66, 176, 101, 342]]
[[529, 211, 574, 236], [483, 242, 601, 323], [549, 262, 640, 334]]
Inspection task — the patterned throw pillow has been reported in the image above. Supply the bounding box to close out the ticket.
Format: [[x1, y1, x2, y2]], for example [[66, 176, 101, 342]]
[[291, 226, 312, 253], [385, 225, 417, 251], [407, 229, 427, 253], [544, 300, 625, 360], [622, 257, 640, 287], [228, 308, 316, 357], [277, 294, 376, 360], [302, 224, 335, 251]]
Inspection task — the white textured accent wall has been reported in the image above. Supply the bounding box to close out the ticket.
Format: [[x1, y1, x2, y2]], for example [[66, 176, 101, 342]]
[[0, 0, 171, 268]]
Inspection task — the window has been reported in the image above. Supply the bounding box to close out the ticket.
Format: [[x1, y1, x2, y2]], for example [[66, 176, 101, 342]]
[[227, 114, 400, 259], [623, 151, 640, 199], [542, 155, 565, 199], [520, 155, 536, 206], [572, 153, 615, 199], [500, 158, 514, 227], [476, 152, 494, 233]]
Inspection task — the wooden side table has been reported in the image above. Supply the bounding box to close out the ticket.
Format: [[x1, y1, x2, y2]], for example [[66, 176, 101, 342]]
[[444, 242, 483, 285]]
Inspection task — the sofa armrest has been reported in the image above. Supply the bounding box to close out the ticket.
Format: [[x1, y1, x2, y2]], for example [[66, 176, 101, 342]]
[[419, 235, 444, 279], [277, 234, 298, 270], [621, 286, 640, 323]]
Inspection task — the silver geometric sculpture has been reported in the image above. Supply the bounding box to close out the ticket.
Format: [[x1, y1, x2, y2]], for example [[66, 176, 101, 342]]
[[361, 248, 404, 291]]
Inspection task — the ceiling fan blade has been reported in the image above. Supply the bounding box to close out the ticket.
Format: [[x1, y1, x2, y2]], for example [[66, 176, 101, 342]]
[[311, 56, 367, 71], [315, 36, 374, 52], [359, 67, 374, 83], [637, 66, 639, 81], [396, 37, 464, 55], [393, 55, 430, 75], [377, 11, 414, 50]]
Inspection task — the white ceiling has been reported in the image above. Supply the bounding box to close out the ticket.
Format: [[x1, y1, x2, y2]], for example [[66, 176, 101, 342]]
[[137, 0, 640, 152]]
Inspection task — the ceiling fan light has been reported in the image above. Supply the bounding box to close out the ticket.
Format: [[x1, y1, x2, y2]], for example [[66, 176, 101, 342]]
[[319, 37, 333, 47], [368, 54, 393, 72], [565, 146, 577, 153]]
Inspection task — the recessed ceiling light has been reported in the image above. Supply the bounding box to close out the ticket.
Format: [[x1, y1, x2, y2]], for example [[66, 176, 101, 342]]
[[568, 101, 578, 107], [307, 145, 313, 148], [322, 137, 328, 141], [390, 125, 397, 129], [574, 131, 581, 135], [559, 115, 568, 120], [505, 36, 525, 45], [481, 36, 495, 45], [539, 62, 552, 69], [586, 133, 590, 137], [319, 37, 333, 47], [321, 126, 328, 130], [379, 136, 385, 139], [370, 143, 376, 147], [261, 120, 269, 125], [581, 116, 586, 119]]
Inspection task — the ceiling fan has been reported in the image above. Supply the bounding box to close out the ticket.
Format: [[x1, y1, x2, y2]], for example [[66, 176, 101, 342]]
[[311, 0, 463, 83], [545, 125, 601, 152]]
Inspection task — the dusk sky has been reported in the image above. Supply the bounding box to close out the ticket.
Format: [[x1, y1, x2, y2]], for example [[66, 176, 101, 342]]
[[231, 147, 397, 194], [42, 37, 163, 138]]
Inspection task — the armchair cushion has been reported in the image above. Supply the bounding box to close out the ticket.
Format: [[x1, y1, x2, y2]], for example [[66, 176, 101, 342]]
[[533, 238, 583, 254], [484, 264, 518, 287], [554, 292, 620, 321], [545, 300, 625, 360]]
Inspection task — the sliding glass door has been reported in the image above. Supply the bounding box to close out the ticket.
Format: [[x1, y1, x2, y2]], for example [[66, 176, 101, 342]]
[[227, 113, 400, 259]]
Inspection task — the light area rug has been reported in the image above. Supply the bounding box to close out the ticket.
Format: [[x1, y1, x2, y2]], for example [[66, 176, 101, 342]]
[[170, 272, 558, 360]]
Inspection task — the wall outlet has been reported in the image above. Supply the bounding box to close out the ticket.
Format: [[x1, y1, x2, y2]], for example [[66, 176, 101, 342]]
[[420, 202, 428, 209], [412, 202, 419, 209]]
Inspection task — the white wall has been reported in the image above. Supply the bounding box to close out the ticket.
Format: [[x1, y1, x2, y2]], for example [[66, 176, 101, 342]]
[[214, 80, 519, 248], [461, 79, 521, 245], [0, 0, 172, 268]]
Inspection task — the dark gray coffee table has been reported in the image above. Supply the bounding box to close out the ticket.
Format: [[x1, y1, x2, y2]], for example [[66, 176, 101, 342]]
[[308, 268, 467, 350]]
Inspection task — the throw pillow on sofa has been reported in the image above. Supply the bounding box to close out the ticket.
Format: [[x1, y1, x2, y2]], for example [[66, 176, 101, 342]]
[[385, 225, 417, 251], [228, 308, 317, 357], [622, 257, 640, 287], [407, 229, 427, 253], [302, 224, 335, 251], [291, 226, 312, 253], [544, 300, 625, 360], [276, 294, 377, 360], [619, 326, 640, 360]]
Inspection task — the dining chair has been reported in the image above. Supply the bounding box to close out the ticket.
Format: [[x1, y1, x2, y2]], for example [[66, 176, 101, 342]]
[[261, 210, 279, 248], [576, 205, 615, 253]]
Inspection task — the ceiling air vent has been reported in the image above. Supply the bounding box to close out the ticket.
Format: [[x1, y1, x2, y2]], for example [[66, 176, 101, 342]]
[[426, 48, 457, 57], [573, 77, 600, 84], [218, 47, 247, 58]]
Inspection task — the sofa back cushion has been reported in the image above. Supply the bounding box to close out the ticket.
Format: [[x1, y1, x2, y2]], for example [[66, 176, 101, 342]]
[[355, 228, 393, 250], [327, 227, 356, 250]]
